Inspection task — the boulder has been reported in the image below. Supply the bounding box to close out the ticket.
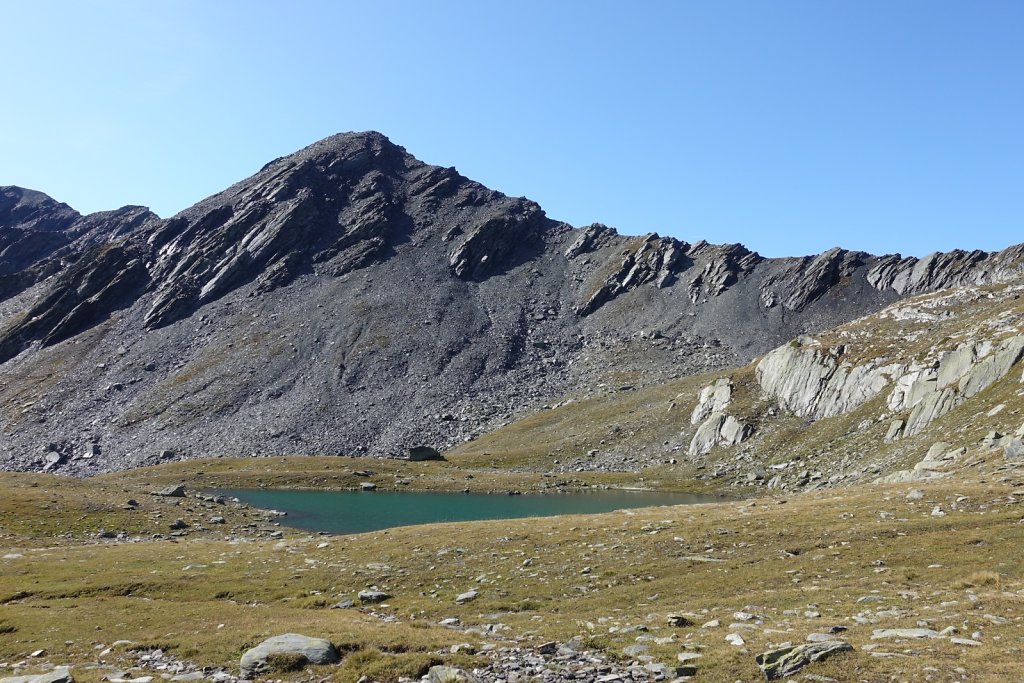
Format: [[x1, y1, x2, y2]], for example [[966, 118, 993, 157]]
[[43, 450, 65, 471], [357, 589, 390, 603], [688, 412, 726, 455], [239, 634, 339, 678], [455, 589, 479, 604], [152, 484, 186, 498], [407, 445, 444, 461]]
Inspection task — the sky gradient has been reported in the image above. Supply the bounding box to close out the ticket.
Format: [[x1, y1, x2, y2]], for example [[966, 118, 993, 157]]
[[1, 1, 1022, 257]]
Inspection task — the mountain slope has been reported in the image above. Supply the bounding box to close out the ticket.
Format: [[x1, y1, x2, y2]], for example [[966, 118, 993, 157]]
[[1, 131, 1022, 472]]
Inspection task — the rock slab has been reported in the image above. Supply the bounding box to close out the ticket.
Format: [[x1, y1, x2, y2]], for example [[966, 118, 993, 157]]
[[756, 641, 852, 680]]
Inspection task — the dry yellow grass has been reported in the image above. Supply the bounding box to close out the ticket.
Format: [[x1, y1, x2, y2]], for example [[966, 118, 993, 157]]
[[3, 453, 1024, 682]]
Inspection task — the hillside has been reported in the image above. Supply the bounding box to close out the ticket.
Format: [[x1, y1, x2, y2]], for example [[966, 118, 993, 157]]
[[446, 279, 1024, 491], [2, 131, 1023, 473]]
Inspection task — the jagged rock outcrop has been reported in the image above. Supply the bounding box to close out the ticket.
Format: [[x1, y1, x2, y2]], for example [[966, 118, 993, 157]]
[[448, 199, 546, 280], [686, 241, 762, 303], [2, 130, 1024, 472], [867, 245, 1024, 295], [0, 187, 157, 305], [760, 247, 868, 311], [574, 233, 687, 316], [564, 223, 617, 259], [0, 244, 148, 363]]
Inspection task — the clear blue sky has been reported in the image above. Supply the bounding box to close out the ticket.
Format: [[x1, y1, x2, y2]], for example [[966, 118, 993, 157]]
[[1, 1, 1021, 257]]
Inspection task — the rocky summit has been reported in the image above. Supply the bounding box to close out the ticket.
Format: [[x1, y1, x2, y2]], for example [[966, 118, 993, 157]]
[[2, 131, 1023, 472]]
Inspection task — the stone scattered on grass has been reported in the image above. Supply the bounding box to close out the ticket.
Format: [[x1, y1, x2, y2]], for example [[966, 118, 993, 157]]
[[871, 628, 940, 639]]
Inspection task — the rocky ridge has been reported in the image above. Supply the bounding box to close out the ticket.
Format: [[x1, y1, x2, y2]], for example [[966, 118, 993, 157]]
[[2, 131, 1023, 472]]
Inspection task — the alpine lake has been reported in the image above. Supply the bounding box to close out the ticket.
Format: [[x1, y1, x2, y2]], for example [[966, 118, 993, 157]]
[[219, 487, 723, 535]]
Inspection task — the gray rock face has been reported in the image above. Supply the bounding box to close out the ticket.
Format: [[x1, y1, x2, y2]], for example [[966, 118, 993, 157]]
[[755, 641, 852, 680], [2, 131, 1023, 473], [690, 378, 732, 425], [687, 378, 750, 455], [238, 634, 339, 678], [895, 336, 1024, 437], [756, 340, 894, 419], [688, 412, 751, 456], [867, 247, 1024, 295]]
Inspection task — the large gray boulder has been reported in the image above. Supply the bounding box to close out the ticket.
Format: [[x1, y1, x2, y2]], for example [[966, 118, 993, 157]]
[[239, 634, 339, 678]]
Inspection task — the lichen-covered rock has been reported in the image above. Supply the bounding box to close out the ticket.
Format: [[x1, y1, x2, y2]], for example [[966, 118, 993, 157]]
[[239, 634, 339, 678], [755, 640, 852, 680]]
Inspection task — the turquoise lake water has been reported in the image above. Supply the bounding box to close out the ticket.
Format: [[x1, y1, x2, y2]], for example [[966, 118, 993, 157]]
[[220, 488, 722, 535]]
